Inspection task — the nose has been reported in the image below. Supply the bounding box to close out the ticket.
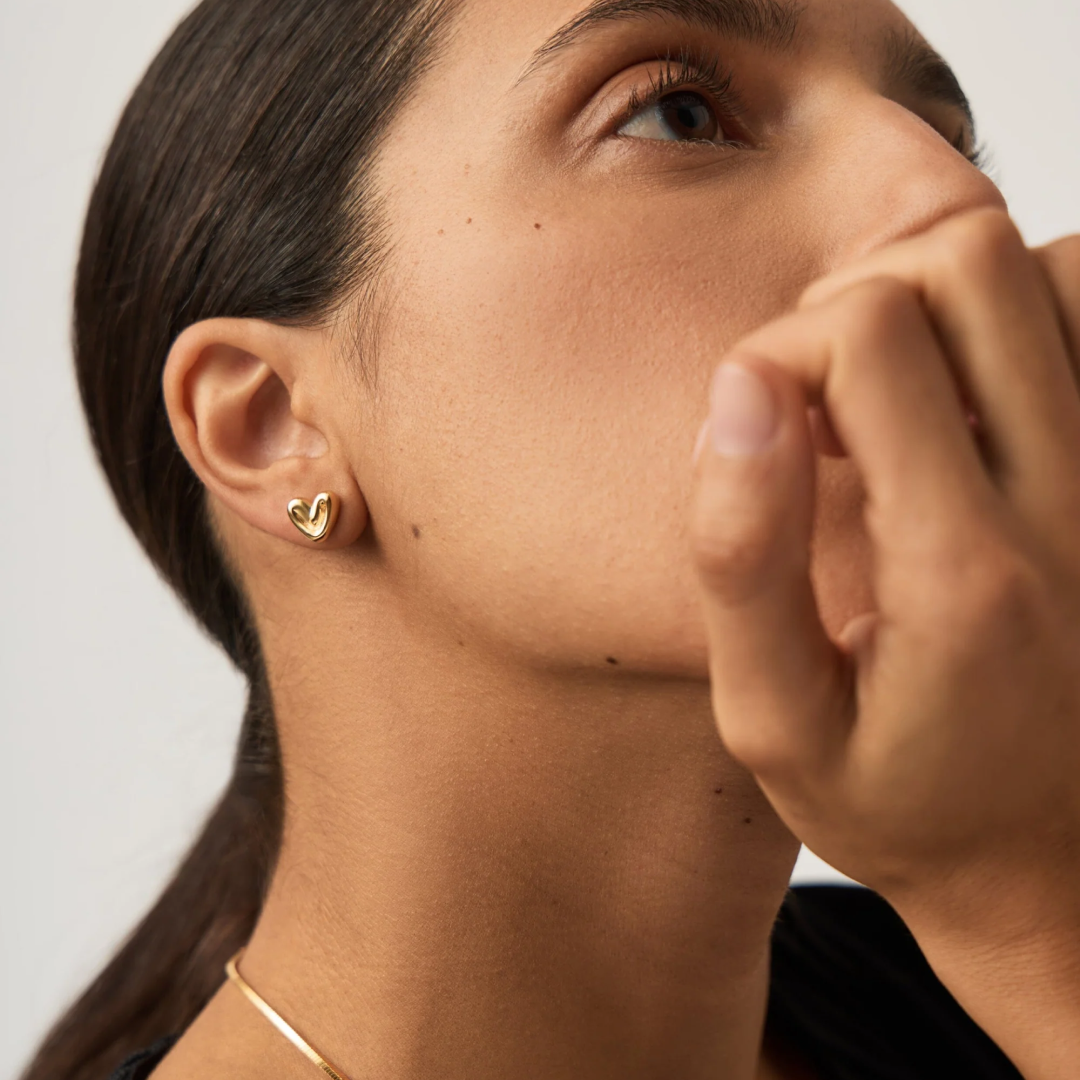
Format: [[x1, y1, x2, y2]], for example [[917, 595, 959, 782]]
[[806, 88, 1008, 269]]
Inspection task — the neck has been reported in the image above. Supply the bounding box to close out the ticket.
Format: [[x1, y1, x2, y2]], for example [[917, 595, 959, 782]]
[[163, 573, 802, 1080]]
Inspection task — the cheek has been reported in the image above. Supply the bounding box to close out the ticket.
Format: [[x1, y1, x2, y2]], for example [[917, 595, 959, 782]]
[[365, 205, 868, 669]]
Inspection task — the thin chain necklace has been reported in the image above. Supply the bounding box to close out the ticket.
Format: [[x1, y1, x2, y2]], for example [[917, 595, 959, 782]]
[[225, 949, 353, 1080]]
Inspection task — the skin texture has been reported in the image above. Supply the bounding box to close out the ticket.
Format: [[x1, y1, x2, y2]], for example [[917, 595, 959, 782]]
[[149, 0, 1080, 1077]]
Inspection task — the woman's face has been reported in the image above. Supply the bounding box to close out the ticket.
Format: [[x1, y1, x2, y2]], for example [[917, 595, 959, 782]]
[[335, 0, 1003, 675]]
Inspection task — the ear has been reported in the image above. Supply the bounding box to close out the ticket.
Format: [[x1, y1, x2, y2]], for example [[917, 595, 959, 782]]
[[162, 318, 367, 549]]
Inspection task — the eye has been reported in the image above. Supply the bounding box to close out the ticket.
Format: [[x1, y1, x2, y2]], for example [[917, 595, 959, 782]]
[[618, 90, 724, 143], [610, 51, 744, 148]]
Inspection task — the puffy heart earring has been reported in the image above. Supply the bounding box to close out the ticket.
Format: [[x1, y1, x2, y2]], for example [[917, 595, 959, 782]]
[[287, 491, 339, 543]]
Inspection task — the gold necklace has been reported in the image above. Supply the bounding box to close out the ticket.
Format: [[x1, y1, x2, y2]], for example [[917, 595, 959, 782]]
[[225, 949, 353, 1080]]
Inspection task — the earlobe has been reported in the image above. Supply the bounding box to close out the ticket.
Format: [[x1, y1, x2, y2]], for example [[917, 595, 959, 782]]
[[161, 317, 366, 549]]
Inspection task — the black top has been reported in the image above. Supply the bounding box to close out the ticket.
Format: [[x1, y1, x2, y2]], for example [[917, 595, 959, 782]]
[[107, 885, 1021, 1080]]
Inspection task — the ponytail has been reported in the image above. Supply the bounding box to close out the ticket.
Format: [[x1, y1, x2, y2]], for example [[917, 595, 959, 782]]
[[19, 1, 454, 1075], [22, 674, 281, 1080]]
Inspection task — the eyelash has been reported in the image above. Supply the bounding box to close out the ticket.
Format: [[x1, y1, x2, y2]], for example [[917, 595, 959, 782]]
[[615, 47, 745, 142], [615, 48, 990, 172], [954, 133, 988, 172]]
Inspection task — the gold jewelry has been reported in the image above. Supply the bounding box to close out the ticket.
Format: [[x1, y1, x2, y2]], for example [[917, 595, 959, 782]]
[[287, 491, 339, 543], [225, 950, 352, 1080]]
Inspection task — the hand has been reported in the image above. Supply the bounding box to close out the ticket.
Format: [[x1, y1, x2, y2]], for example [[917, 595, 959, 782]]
[[689, 208, 1080, 1075]]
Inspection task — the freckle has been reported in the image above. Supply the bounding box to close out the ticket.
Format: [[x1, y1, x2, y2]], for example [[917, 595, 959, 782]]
[[466, 217, 472, 224], [411, 525, 421, 538], [437, 229, 444, 236], [606, 656, 619, 665], [743, 817, 753, 825], [534, 222, 542, 230], [458, 640, 465, 647], [714, 788, 724, 795]]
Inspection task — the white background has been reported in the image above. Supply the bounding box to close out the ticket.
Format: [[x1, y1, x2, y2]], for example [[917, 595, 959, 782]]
[[2, 0, 1078, 1075]]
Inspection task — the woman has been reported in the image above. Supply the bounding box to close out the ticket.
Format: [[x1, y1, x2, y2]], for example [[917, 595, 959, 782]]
[[20, 0, 1080, 1077]]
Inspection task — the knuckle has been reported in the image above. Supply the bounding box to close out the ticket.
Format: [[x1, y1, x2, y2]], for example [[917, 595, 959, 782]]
[[942, 545, 1047, 648], [833, 277, 920, 343], [691, 505, 801, 606], [798, 274, 834, 311], [1039, 233, 1080, 271], [1034, 235, 1080, 361], [716, 697, 833, 780], [974, 554, 1045, 626], [691, 525, 776, 602], [713, 701, 797, 774], [1035, 235, 1080, 306], [719, 724, 794, 775], [939, 208, 1025, 282]]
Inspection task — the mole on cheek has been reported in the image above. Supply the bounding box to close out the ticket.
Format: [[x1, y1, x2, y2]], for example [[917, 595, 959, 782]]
[[606, 656, 619, 665], [534, 222, 542, 230], [411, 525, 421, 539]]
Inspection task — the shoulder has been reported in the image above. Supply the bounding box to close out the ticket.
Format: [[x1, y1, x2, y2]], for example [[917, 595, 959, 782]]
[[768, 885, 1022, 1080]]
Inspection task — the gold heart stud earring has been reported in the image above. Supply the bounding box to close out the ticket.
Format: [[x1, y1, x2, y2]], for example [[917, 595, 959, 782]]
[[287, 491, 339, 543]]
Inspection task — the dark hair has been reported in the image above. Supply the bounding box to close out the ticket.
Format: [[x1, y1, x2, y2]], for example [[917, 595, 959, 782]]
[[20, 2, 453, 1077]]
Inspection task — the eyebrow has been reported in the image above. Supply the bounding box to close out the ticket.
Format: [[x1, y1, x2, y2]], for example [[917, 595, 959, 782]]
[[516, 0, 803, 85], [884, 27, 976, 137], [514, 0, 976, 139]]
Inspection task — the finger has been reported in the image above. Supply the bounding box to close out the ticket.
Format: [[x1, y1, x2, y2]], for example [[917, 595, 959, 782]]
[[1033, 236, 1080, 394], [801, 209, 1080, 511], [692, 357, 851, 779], [736, 278, 998, 603]]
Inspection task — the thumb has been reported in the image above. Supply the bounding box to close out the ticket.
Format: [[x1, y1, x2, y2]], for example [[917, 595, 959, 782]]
[[691, 357, 851, 778]]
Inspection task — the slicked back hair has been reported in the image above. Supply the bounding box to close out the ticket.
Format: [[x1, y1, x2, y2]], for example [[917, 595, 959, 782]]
[[20, 3, 455, 1077]]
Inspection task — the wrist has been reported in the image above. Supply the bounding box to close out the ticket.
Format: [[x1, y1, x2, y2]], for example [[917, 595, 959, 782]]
[[888, 874, 1080, 1080], [887, 857, 1080, 952]]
